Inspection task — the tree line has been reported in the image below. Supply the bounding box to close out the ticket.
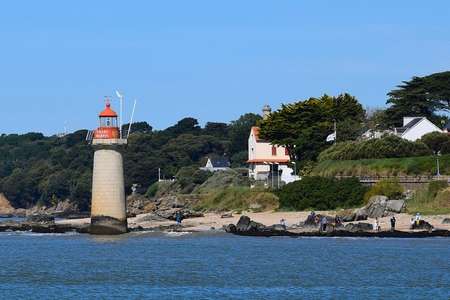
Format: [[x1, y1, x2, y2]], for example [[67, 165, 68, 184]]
[[0, 114, 261, 210]]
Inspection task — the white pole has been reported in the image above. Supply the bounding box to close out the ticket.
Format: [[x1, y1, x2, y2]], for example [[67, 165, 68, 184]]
[[158, 168, 161, 182], [127, 99, 137, 139], [334, 120, 337, 144], [116, 90, 124, 139], [120, 96, 123, 139]]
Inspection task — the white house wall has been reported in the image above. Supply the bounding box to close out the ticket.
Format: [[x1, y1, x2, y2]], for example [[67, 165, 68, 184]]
[[402, 119, 442, 141], [248, 133, 289, 161]]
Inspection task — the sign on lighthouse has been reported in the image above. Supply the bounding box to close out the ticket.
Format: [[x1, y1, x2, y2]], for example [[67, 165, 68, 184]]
[[89, 98, 128, 235]]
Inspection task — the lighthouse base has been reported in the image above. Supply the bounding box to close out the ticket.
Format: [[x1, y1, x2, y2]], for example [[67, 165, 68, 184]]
[[90, 149, 128, 235], [90, 215, 128, 235]]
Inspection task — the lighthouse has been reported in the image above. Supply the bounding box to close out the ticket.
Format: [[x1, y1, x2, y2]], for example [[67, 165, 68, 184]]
[[89, 99, 128, 235]]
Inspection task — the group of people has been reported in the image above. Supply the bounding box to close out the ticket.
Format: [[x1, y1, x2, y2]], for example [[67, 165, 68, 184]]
[[373, 216, 397, 232]]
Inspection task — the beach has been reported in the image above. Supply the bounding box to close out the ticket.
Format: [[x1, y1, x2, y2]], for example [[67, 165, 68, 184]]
[[55, 211, 450, 233]]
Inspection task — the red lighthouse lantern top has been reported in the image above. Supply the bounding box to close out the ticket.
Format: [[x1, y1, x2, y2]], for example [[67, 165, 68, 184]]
[[99, 100, 118, 118], [93, 99, 120, 140]]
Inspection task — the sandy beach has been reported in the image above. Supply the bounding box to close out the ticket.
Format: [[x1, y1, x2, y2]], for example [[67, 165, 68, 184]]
[[56, 211, 450, 233]]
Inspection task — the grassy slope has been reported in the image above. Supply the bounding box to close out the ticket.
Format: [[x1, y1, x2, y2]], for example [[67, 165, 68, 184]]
[[312, 154, 450, 177], [193, 186, 279, 212], [407, 187, 450, 215]]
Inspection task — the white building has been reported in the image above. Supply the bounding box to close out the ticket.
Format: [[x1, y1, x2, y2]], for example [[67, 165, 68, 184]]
[[247, 106, 299, 185], [394, 117, 442, 141], [200, 157, 231, 172]]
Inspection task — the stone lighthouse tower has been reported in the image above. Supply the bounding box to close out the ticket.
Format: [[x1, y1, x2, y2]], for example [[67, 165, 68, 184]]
[[90, 99, 128, 235]]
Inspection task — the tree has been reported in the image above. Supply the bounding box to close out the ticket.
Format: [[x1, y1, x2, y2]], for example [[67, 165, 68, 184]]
[[122, 122, 152, 135], [204, 122, 229, 137], [259, 93, 365, 162], [384, 71, 450, 127], [228, 113, 262, 153], [420, 132, 450, 153]]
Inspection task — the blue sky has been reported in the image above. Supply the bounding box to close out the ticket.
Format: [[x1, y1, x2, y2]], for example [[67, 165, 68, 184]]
[[1, 1, 449, 135]]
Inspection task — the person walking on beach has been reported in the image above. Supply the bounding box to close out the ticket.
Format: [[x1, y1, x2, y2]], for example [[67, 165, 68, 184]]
[[176, 211, 182, 225], [280, 218, 287, 229], [320, 216, 328, 232], [390, 216, 396, 232], [374, 218, 380, 232]]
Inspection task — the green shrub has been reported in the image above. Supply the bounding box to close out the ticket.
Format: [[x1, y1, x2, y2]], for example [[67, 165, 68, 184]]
[[318, 135, 431, 161], [407, 184, 450, 215], [277, 176, 367, 211], [420, 132, 450, 153], [364, 179, 404, 202], [194, 186, 279, 212], [145, 182, 159, 198], [175, 167, 212, 193], [427, 180, 448, 197]]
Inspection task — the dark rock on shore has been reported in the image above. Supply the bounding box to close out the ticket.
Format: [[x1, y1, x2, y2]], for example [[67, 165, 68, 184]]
[[344, 222, 373, 232], [442, 218, 450, 224], [411, 220, 433, 231], [224, 216, 290, 235], [0, 220, 89, 234], [90, 216, 128, 235], [27, 214, 55, 224], [224, 216, 449, 238]]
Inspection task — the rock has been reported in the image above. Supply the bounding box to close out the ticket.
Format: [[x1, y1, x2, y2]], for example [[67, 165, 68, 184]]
[[127, 194, 156, 216], [221, 213, 233, 218], [0, 214, 13, 218], [134, 213, 167, 223], [442, 218, 450, 224], [344, 222, 373, 232], [52, 199, 78, 216], [90, 216, 128, 235], [385, 200, 405, 213], [27, 214, 55, 224], [236, 215, 251, 231], [364, 195, 404, 218], [0, 193, 15, 215], [341, 213, 355, 223], [354, 208, 368, 221], [223, 224, 236, 233], [249, 203, 262, 212], [155, 208, 203, 221], [267, 224, 287, 231], [366, 195, 388, 218], [411, 220, 433, 231]]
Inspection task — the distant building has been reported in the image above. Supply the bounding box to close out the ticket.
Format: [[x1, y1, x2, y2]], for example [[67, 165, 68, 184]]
[[247, 105, 299, 185], [443, 120, 450, 134], [393, 117, 442, 141], [200, 157, 231, 172], [361, 117, 443, 141]]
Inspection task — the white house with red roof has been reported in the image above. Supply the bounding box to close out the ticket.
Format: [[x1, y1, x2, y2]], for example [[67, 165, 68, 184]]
[[247, 106, 299, 185]]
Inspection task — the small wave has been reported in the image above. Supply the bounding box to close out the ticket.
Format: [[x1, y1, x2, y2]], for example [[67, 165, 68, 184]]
[[0, 231, 80, 237], [164, 231, 192, 237]]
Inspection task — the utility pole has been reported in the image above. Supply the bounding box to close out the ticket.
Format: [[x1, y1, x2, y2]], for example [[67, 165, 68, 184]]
[[334, 119, 337, 144], [436, 151, 441, 177]]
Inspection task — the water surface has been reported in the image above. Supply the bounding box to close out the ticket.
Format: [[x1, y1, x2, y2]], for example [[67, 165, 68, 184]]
[[0, 232, 449, 299]]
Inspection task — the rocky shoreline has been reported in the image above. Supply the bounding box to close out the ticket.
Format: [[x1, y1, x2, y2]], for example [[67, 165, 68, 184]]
[[223, 215, 450, 238]]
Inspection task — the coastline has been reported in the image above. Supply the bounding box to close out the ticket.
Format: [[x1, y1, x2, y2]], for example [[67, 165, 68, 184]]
[[54, 211, 450, 236]]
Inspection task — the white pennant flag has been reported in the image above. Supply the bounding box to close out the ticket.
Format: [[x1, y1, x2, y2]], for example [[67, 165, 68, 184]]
[[326, 132, 336, 142]]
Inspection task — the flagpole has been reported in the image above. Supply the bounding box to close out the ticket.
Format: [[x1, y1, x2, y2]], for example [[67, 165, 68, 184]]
[[334, 120, 337, 144]]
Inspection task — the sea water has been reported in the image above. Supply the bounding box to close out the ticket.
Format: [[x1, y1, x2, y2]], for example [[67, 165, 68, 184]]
[[0, 232, 449, 299]]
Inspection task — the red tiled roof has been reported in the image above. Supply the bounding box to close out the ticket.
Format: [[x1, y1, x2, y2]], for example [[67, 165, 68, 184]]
[[251, 126, 268, 142]]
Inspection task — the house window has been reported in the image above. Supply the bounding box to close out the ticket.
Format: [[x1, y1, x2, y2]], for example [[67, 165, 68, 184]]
[[285, 148, 289, 156], [272, 146, 277, 156]]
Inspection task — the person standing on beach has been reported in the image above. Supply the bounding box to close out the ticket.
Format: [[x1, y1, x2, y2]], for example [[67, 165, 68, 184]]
[[320, 216, 328, 232], [390, 216, 396, 232], [176, 211, 182, 225], [374, 218, 380, 232]]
